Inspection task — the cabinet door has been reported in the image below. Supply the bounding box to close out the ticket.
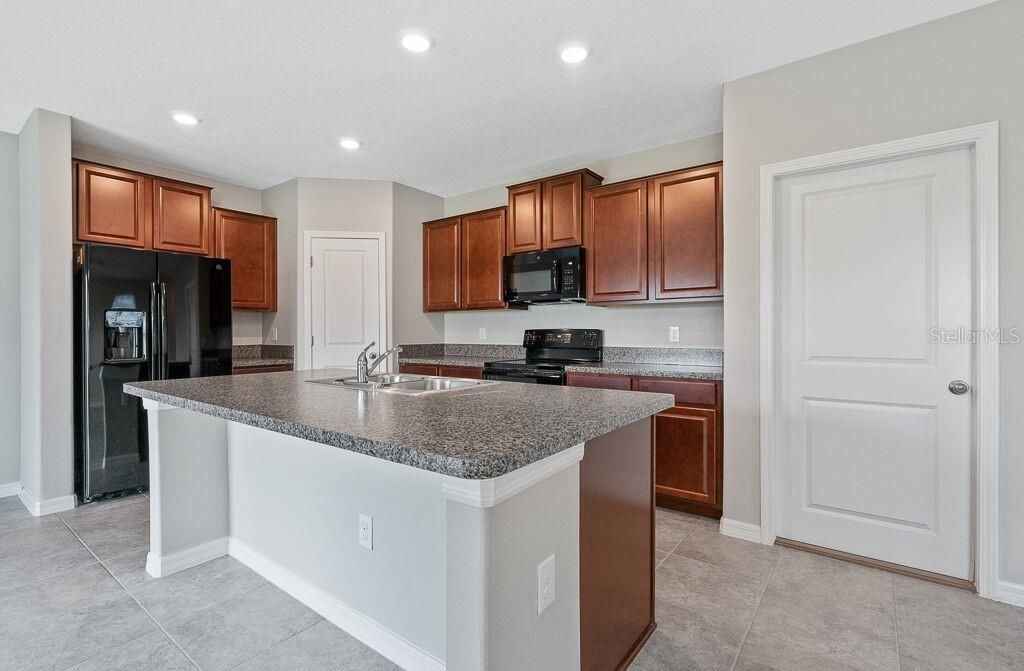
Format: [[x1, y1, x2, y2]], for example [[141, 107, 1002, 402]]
[[213, 208, 278, 311], [649, 164, 723, 299], [461, 208, 507, 310], [506, 182, 543, 253], [75, 162, 150, 248], [585, 180, 648, 302], [152, 178, 212, 255], [400, 363, 440, 376], [423, 218, 462, 311], [566, 372, 632, 390], [654, 406, 719, 507], [438, 365, 483, 379], [543, 173, 584, 249]]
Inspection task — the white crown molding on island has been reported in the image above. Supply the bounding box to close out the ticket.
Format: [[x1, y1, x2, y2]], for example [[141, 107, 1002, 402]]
[[758, 121, 1001, 598], [440, 444, 585, 508]]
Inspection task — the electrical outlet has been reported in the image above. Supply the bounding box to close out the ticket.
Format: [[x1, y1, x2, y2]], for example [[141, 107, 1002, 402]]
[[358, 514, 373, 550], [669, 326, 680, 343], [271, 328, 279, 342], [479, 327, 487, 340], [537, 554, 555, 614]]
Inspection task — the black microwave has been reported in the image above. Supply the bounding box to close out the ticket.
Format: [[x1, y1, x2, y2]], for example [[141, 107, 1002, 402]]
[[503, 246, 585, 305]]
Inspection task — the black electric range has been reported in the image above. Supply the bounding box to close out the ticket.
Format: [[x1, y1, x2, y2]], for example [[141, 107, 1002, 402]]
[[483, 329, 603, 385]]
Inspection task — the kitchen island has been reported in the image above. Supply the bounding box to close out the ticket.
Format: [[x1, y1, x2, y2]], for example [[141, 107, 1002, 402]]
[[124, 369, 674, 671]]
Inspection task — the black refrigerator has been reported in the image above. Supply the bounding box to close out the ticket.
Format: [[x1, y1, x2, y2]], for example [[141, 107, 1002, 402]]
[[73, 243, 233, 503]]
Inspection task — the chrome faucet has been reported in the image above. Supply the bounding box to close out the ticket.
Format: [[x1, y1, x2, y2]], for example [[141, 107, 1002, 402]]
[[355, 341, 403, 383]]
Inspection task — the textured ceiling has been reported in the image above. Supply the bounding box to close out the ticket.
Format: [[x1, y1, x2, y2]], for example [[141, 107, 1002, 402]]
[[0, 0, 993, 196]]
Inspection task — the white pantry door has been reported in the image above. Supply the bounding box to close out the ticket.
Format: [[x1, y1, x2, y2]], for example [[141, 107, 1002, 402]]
[[776, 147, 974, 579], [309, 236, 385, 370]]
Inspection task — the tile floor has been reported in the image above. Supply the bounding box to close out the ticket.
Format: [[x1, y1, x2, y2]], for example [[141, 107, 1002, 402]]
[[1, 494, 1021, 670]]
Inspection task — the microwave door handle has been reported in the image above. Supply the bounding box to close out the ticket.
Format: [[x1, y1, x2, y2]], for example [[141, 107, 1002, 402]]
[[552, 261, 561, 294]]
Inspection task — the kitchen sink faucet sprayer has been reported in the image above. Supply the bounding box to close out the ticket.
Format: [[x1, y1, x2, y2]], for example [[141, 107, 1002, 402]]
[[356, 342, 404, 383]]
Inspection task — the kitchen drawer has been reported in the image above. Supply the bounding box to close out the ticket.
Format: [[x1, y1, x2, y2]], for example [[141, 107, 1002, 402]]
[[566, 372, 633, 391], [399, 363, 440, 376], [438, 365, 483, 379], [633, 377, 717, 407]]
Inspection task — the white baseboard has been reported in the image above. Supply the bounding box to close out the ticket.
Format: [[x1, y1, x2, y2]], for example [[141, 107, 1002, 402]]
[[995, 580, 1024, 608], [229, 537, 445, 671], [146, 537, 229, 578], [18, 488, 76, 516], [0, 481, 20, 499], [719, 518, 764, 544]]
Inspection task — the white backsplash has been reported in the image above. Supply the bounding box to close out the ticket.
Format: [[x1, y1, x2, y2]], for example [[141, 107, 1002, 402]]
[[443, 301, 723, 348]]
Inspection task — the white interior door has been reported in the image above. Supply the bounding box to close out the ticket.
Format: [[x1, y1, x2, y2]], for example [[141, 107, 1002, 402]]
[[776, 147, 974, 579], [309, 235, 385, 370]]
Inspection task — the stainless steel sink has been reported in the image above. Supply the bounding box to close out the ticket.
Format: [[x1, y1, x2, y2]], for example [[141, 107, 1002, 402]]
[[308, 374, 496, 395]]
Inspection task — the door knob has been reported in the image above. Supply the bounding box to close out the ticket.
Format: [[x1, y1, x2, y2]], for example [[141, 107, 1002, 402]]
[[948, 380, 970, 395]]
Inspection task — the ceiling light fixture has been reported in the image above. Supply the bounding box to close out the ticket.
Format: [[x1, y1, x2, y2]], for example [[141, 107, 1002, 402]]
[[559, 42, 589, 64], [172, 112, 199, 126], [339, 137, 362, 150], [401, 33, 432, 53]]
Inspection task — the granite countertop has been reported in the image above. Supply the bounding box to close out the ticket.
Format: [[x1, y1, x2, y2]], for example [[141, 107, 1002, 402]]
[[124, 369, 674, 480], [398, 356, 723, 381], [232, 345, 294, 370]]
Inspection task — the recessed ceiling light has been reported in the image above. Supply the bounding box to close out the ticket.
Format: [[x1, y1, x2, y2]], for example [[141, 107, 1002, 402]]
[[339, 137, 362, 150], [401, 32, 432, 53], [559, 42, 589, 64], [172, 112, 199, 126]]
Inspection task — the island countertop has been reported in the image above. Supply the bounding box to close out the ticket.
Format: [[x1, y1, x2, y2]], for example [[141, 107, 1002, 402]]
[[124, 368, 674, 479]]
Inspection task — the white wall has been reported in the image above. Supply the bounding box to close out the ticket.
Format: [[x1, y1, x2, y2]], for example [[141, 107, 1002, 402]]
[[393, 183, 444, 345], [71, 148, 266, 345], [721, 0, 1024, 586], [0, 131, 20, 488], [440, 133, 724, 347], [19, 109, 74, 506], [262, 178, 395, 351]]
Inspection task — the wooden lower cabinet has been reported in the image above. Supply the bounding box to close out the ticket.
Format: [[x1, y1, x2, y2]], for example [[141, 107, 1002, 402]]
[[567, 372, 723, 518], [437, 365, 483, 379], [398, 363, 440, 376], [233, 364, 293, 375]]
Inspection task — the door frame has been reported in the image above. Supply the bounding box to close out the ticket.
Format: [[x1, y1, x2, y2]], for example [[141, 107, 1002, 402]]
[[299, 231, 388, 371], [757, 122, 1000, 597]]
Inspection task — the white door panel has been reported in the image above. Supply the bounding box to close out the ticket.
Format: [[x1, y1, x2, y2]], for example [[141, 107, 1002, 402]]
[[310, 236, 384, 370], [777, 147, 973, 579]]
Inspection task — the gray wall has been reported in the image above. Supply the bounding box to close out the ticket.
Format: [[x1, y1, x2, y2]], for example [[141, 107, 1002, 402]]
[[393, 183, 445, 345], [19, 109, 74, 504], [721, 0, 1024, 585], [71, 149, 267, 345], [260, 179, 298, 346], [0, 132, 20, 487], [441, 134, 725, 348]]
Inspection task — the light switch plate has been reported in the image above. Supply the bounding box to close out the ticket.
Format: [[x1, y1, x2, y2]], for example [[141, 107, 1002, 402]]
[[271, 328, 279, 342], [669, 326, 680, 343], [479, 327, 487, 340]]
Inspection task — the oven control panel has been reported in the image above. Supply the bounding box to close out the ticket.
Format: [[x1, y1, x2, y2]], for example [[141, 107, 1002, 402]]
[[522, 329, 603, 348]]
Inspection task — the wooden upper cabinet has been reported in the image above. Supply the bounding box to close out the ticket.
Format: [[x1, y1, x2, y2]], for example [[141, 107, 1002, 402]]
[[506, 182, 543, 253], [461, 207, 507, 310], [75, 162, 150, 248], [542, 170, 602, 249], [584, 179, 649, 302], [649, 164, 723, 299], [151, 178, 212, 255], [423, 217, 462, 311], [213, 208, 278, 311]]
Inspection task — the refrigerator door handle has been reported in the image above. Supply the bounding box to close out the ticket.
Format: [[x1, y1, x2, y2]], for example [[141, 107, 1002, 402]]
[[159, 282, 168, 379], [150, 282, 159, 381]]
